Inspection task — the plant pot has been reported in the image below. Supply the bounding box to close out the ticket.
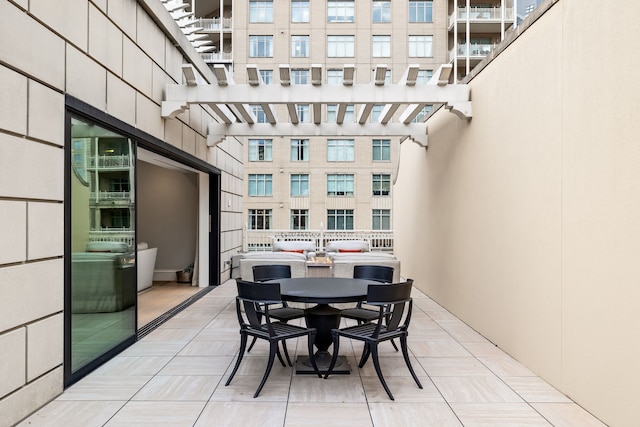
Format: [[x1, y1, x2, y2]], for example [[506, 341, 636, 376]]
[[176, 271, 193, 283]]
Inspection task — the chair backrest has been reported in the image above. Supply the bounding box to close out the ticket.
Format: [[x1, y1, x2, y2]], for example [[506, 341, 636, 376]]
[[353, 265, 394, 283], [252, 264, 292, 282], [235, 279, 282, 330], [365, 279, 414, 333]]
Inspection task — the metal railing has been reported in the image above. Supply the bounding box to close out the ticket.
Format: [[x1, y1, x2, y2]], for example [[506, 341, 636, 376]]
[[90, 191, 132, 203], [449, 43, 495, 61], [88, 154, 132, 169], [200, 51, 233, 63], [456, 6, 514, 21], [244, 229, 394, 253], [195, 17, 232, 31], [88, 229, 135, 247]]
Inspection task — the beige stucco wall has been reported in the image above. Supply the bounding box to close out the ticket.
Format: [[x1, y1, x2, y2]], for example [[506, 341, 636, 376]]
[[0, 0, 243, 425], [394, 1, 640, 426]]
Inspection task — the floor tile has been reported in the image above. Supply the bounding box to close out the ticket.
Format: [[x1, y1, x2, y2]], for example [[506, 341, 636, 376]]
[[285, 402, 373, 427], [369, 402, 463, 427], [289, 374, 366, 402], [196, 401, 287, 427], [157, 355, 235, 376], [361, 375, 442, 402], [103, 401, 206, 426], [56, 376, 152, 401], [132, 375, 222, 401], [417, 357, 494, 377], [450, 402, 552, 426], [16, 401, 126, 427], [431, 376, 523, 403], [502, 376, 573, 403], [531, 403, 609, 427], [211, 374, 292, 401]]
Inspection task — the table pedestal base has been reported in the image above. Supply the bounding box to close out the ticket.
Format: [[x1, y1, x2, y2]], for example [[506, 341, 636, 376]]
[[295, 352, 351, 375]]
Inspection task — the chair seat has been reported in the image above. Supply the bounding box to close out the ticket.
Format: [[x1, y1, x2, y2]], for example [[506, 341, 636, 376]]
[[246, 321, 314, 341], [268, 307, 306, 322], [340, 307, 378, 322], [334, 322, 406, 342]]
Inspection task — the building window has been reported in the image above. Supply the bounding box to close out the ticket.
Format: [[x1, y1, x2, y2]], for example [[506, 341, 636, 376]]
[[326, 104, 338, 122], [371, 105, 385, 122], [291, 209, 309, 229], [408, 35, 433, 57], [249, 35, 273, 57], [291, 174, 309, 196], [248, 139, 272, 161], [373, 174, 391, 196], [291, 35, 310, 57], [327, 139, 355, 161], [327, 0, 355, 22], [372, 209, 391, 230], [327, 35, 355, 57], [250, 104, 269, 123], [291, 0, 310, 22], [248, 174, 272, 196], [416, 69, 433, 84], [327, 209, 354, 230], [344, 104, 355, 122], [372, 35, 391, 57], [373, 139, 391, 161], [297, 104, 311, 123], [248, 209, 272, 230], [291, 69, 309, 84], [260, 69, 273, 84], [249, 0, 273, 22], [372, 0, 391, 22], [291, 139, 309, 161], [327, 69, 343, 84], [411, 105, 433, 122], [409, 0, 433, 23], [327, 174, 354, 196]]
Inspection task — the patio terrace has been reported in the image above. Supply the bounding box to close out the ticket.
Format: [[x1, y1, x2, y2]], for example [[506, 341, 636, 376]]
[[19, 279, 606, 426]]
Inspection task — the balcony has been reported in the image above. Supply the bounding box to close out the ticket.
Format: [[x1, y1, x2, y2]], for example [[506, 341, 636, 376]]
[[245, 229, 395, 253], [449, 6, 515, 32], [87, 154, 132, 169], [201, 51, 233, 64], [449, 43, 495, 64], [88, 228, 135, 248], [195, 17, 232, 32], [90, 191, 132, 204]]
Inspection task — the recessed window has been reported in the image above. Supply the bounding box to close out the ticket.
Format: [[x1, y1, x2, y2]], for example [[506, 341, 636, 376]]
[[250, 0, 274, 22], [327, 209, 354, 230], [327, 35, 355, 57], [327, 174, 354, 196], [372, 0, 391, 22], [415, 69, 433, 84], [408, 35, 433, 57], [248, 174, 272, 196], [373, 174, 391, 196], [248, 209, 272, 230], [291, 69, 310, 84], [291, 139, 309, 161], [297, 104, 311, 123], [411, 105, 433, 123], [371, 105, 385, 122], [409, 0, 433, 23], [328, 0, 355, 22], [327, 69, 343, 84], [248, 139, 272, 161], [291, 0, 310, 22], [372, 139, 391, 161], [372, 209, 391, 230], [327, 139, 355, 161], [291, 174, 309, 196], [259, 70, 273, 84], [291, 209, 309, 229], [250, 104, 269, 123], [249, 35, 273, 57], [372, 35, 391, 57], [291, 35, 310, 57]]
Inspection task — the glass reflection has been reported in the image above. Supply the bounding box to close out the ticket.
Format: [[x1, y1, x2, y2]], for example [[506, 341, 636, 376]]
[[70, 116, 136, 373]]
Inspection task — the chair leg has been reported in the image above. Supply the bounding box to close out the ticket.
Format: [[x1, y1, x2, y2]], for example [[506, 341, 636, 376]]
[[358, 343, 371, 368], [225, 332, 248, 386], [254, 341, 278, 398], [281, 339, 293, 367], [247, 336, 258, 352], [400, 335, 423, 389], [275, 343, 287, 367], [323, 330, 341, 379], [307, 331, 322, 378], [390, 338, 399, 351], [370, 343, 394, 400]]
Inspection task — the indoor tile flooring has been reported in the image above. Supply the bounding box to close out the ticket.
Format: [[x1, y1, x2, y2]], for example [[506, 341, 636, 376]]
[[20, 280, 608, 427]]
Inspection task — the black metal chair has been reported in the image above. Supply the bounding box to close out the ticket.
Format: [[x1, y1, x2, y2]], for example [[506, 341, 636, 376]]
[[247, 265, 306, 366], [226, 279, 321, 398], [324, 279, 422, 400], [340, 265, 398, 350]]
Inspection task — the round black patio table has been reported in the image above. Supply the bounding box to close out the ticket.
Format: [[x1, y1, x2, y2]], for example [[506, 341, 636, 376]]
[[267, 277, 374, 374]]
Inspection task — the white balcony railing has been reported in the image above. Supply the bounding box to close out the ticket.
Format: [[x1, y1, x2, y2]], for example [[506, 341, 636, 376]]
[[196, 17, 232, 31], [245, 229, 395, 253], [450, 43, 494, 60], [459, 6, 513, 21], [90, 191, 132, 203], [201, 51, 233, 63], [88, 154, 132, 169], [88, 229, 135, 248]]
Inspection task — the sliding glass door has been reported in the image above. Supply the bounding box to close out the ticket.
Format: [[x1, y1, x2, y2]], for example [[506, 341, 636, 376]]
[[68, 115, 136, 381]]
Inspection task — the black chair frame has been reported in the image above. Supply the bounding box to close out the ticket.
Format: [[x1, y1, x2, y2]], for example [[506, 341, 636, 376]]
[[226, 279, 321, 398], [324, 280, 423, 400]]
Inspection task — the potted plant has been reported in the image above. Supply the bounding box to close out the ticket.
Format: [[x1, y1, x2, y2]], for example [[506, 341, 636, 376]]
[[176, 262, 194, 283]]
